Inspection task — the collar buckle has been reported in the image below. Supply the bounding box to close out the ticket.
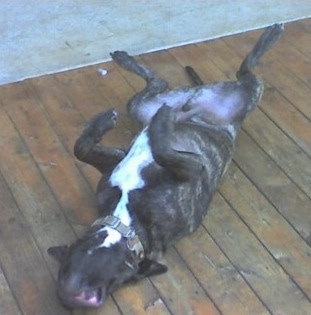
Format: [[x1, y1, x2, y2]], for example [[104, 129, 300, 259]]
[[92, 215, 144, 260], [127, 235, 145, 260]]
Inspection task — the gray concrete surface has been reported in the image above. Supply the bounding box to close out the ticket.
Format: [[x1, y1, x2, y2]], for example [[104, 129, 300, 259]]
[[1, 0, 311, 85]]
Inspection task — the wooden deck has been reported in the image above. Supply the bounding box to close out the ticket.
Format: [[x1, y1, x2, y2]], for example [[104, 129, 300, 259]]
[[0, 19, 310, 315]]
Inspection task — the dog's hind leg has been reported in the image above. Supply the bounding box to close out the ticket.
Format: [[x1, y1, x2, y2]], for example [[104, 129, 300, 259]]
[[74, 109, 125, 174], [111, 51, 168, 124], [231, 24, 284, 120], [148, 105, 203, 181], [237, 24, 284, 79]]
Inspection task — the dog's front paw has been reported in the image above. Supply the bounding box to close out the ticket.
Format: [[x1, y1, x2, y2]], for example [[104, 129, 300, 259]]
[[104, 108, 118, 125], [87, 109, 118, 137]]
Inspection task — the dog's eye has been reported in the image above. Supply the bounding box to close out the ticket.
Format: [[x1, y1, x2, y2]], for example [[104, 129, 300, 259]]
[[61, 262, 71, 275], [124, 261, 135, 270]]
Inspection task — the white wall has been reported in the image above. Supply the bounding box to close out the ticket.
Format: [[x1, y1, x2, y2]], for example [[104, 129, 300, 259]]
[[1, 0, 311, 85]]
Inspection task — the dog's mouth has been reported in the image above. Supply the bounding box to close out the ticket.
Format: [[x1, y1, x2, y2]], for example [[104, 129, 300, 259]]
[[59, 287, 105, 309]]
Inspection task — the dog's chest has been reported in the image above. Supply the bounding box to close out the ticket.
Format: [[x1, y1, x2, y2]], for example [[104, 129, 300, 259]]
[[99, 129, 154, 247], [110, 128, 153, 192]]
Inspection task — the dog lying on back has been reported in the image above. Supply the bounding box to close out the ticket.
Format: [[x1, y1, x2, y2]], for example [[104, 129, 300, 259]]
[[48, 24, 283, 309]]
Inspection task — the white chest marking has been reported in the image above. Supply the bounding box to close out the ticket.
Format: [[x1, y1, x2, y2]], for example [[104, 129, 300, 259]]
[[100, 129, 153, 247]]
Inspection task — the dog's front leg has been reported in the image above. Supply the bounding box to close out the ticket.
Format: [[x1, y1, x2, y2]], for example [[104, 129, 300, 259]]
[[148, 105, 203, 180], [74, 109, 125, 174]]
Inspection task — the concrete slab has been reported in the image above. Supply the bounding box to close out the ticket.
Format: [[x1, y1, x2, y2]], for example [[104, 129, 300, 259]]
[[1, 0, 311, 85]]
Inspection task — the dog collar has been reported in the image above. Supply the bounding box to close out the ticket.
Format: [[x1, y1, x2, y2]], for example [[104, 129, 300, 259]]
[[92, 215, 145, 260]]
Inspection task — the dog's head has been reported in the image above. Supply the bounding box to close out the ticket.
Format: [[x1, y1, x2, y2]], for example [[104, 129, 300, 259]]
[[48, 227, 167, 309]]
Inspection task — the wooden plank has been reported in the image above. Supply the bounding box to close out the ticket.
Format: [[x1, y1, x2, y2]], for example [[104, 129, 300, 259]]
[[0, 102, 77, 314], [0, 265, 22, 315], [176, 227, 271, 315], [54, 63, 137, 145], [233, 131, 311, 243], [0, 171, 68, 315], [90, 60, 147, 115], [220, 162, 311, 297], [257, 58, 311, 120], [141, 50, 191, 88], [33, 60, 139, 191], [243, 107, 311, 198], [169, 44, 228, 83], [113, 280, 170, 315], [74, 297, 121, 315], [264, 27, 311, 88], [270, 33, 311, 87], [258, 86, 311, 157], [85, 62, 142, 136], [0, 99, 76, 262], [205, 193, 311, 315], [26, 74, 101, 191], [0, 81, 97, 228], [151, 248, 220, 315], [299, 17, 311, 33], [285, 21, 311, 57]]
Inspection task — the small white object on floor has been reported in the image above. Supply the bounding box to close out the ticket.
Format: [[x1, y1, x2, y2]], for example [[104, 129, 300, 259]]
[[98, 68, 108, 76]]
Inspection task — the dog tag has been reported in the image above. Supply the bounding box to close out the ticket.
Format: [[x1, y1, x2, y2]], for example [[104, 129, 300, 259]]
[[127, 236, 144, 260]]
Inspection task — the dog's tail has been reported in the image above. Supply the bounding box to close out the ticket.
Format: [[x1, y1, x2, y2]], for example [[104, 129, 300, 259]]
[[185, 66, 204, 86], [237, 24, 284, 79]]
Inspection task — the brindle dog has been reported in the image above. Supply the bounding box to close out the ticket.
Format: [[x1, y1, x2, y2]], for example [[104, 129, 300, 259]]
[[48, 24, 283, 309]]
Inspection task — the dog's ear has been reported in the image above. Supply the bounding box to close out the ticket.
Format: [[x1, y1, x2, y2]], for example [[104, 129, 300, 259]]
[[47, 245, 68, 263], [134, 259, 168, 279]]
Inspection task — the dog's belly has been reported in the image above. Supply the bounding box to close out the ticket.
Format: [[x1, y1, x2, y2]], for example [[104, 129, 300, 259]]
[[135, 83, 247, 126]]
